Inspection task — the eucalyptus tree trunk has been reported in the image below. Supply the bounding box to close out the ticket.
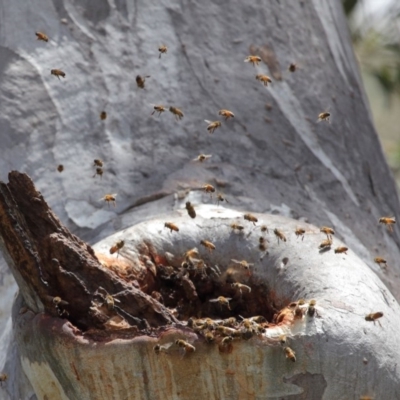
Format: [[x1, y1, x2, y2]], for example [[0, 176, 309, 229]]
[[0, 0, 399, 399]]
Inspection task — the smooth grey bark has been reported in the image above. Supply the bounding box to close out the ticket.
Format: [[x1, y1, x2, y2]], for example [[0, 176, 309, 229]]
[[0, 0, 399, 399]]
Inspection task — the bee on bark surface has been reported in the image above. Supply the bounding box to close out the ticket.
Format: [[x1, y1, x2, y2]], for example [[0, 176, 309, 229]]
[[221, 317, 237, 327], [317, 111, 331, 123], [334, 246, 348, 254], [204, 331, 215, 343], [279, 334, 287, 346], [218, 109, 235, 120], [210, 296, 232, 310], [319, 238, 332, 250], [205, 120, 222, 134], [284, 347, 296, 362], [256, 74, 272, 86], [244, 213, 258, 225], [57, 164, 64, 173], [104, 294, 120, 311], [307, 299, 318, 317], [244, 55, 261, 66], [164, 222, 179, 232], [51, 69, 66, 79], [101, 194, 117, 207], [151, 105, 166, 116], [136, 75, 150, 89], [216, 326, 241, 337], [100, 111, 107, 120], [231, 282, 251, 295], [185, 201, 196, 218], [169, 106, 184, 120], [94, 159, 103, 167], [193, 154, 212, 162], [295, 227, 305, 240], [158, 45, 168, 58], [274, 228, 287, 243], [93, 167, 103, 179], [36, 31, 49, 42], [175, 339, 196, 354], [200, 239, 215, 252], [109, 240, 125, 256], [320, 226, 334, 239], [379, 216, 396, 232], [374, 257, 388, 269]]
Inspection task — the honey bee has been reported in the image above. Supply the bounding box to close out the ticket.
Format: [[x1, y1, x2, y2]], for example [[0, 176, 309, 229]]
[[230, 223, 244, 232], [295, 227, 305, 240], [244, 55, 262, 66], [274, 228, 287, 243], [109, 239, 125, 255], [153, 344, 170, 354], [221, 317, 237, 327], [52, 296, 68, 307], [200, 239, 216, 252], [374, 257, 388, 269], [35, 31, 48, 42], [151, 105, 166, 116], [158, 45, 168, 58], [365, 312, 383, 322], [284, 347, 296, 362], [218, 109, 235, 120], [379, 216, 396, 232], [100, 111, 107, 120], [231, 282, 251, 294], [279, 334, 287, 345], [219, 336, 234, 353], [334, 246, 348, 254], [205, 120, 222, 134], [57, 164, 64, 173], [210, 296, 232, 310], [136, 75, 150, 89], [216, 326, 241, 337], [186, 201, 196, 218], [0, 373, 7, 386], [320, 226, 335, 239], [175, 339, 196, 353], [204, 331, 215, 343], [307, 299, 317, 317], [184, 247, 200, 260], [203, 184, 216, 195], [317, 111, 331, 123], [256, 74, 272, 86], [288, 63, 297, 72], [244, 213, 258, 225], [94, 159, 103, 167], [193, 154, 212, 162], [216, 193, 228, 206], [231, 259, 254, 270], [169, 106, 184, 120], [105, 294, 121, 311], [319, 239, 332, 250], [164, 222, 179, 232], [101, 193, 117, 207], [259, 237, 267, 251], [260, 225, 269, 233], [93, 167, 103, 178], [51, 69, 66, 79]]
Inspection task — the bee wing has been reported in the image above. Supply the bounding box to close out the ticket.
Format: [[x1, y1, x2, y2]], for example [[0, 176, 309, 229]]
[[209, 298, 219, 303], [204, 120, 213, 125], [231, 259, 240, 264], [244, 57, 250, 62]]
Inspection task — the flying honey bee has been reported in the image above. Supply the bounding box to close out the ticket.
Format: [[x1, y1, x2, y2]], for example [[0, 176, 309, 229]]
[[100, 111, 107, 120], [218, 109, 235, 120], [100, 194, 117, 207], [379, 216, 396, 232], [210, 296, 232, 310], [216, 193, 228, 206], [288, 63, 297, 72], [184, 247, 200, 260], [136, 75, 150, 89], [231, 282, 251, 294], [0, 373, 8, 386], [175, 339, 196, 354], [259, 236, 267, 251], [307, 299, 317, 317], [295, 227, 305, 240], [319, 238, 332, 250], [256, 74, 272, 86], [109, 239, 125, 256], [317, 111, 331, 123], [51, 69, 66, 79], [274, 228, 287, 243], [244, 213, 258, 225], [94, 159, 103, 167], [57, 164, 64, 173], [193, 154, 212, 162], [200, 239, 216, 252], [104, 294, 121, 311], [158, 45, 168, 58], [374, 257, 388, 269], [169, 106, 184, 120], [365, 312, 383, 322], [186, 201, 196, 218], [260, 225, 269, 233], [334, 246, 348, 254], [320, 226, 335, 239], [244, 55, 262, 66], [231, 259, 254, 271], [279, 334, 287, 345], [93, 167, 103, 178], [205, 120, 222, 134], [35, 31, 48, 42], [284, 347, 296, 362], [151, 105, 166, 116], [230, 223, 244, 231], [165, 222, 179, 232]]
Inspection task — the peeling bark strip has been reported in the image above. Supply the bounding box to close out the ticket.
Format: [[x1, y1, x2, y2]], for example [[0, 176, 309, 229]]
[[0, 171, 177, 331]]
